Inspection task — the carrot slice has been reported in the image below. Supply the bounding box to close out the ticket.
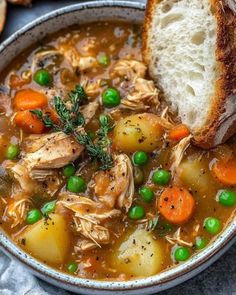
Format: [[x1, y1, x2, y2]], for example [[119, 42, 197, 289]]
[[157, 187, 195, 225], [14, 110, 44, 134], [44, 108, 60, 124], [14, 88, 48, 111], [169, 124, 190, 141], [212, 159, 236, 185]]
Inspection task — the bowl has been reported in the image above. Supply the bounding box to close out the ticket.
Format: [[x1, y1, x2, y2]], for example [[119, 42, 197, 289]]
[[0, 1, 235, 294]]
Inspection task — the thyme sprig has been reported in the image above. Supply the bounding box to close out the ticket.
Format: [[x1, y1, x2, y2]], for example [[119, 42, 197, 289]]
[[31, 85, 114, 170]]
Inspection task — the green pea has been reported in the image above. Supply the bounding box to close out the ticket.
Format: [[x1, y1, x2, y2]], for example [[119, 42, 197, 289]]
[[102, 87, 121, 108], [139, 186, 154, 203], [41, 200, 56, 215], [67, 262, 78, 274], [134, 167, 144, 186], [26, 209, 42, 224], [204, 217, 221, 235], [33, 69, 52, 86], [6, 144, 19, 160], [67, 175, 87, 193], [218, 190, 236, 207], [132, 151, 149, 166], [98, 54, 110, 67], [63, 164, 76, 178], [128, 205, 145, 220], [195, 236, 207, 250], [152, 169, 171, 185], [174, 247, 190, 262]]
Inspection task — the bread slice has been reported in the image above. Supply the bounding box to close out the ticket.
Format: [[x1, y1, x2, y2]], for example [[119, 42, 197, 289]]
[[143, 0, 236, 148], [0, 0, 6, 33]]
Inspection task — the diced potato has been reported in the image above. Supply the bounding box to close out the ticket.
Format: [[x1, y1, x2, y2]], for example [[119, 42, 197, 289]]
[[177, 157, 217, 196], [17, 214, 70, 264], [113, 113, 164, 152], [112, 229, 163, 277]]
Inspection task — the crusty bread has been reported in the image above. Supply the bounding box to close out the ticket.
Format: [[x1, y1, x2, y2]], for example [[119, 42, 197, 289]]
[[0, 0, 6, 33], [143, 0, 236, 148]]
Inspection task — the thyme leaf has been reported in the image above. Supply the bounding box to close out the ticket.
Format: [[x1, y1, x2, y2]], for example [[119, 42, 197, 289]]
[[32, 85, 113, 170]]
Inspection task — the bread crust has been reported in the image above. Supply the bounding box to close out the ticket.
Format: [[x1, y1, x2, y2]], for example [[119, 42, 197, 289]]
[[143, 0, 236, 149]]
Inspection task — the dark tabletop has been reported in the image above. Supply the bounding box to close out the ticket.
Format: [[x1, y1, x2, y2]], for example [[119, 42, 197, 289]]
[[0, 1, 235, 294]]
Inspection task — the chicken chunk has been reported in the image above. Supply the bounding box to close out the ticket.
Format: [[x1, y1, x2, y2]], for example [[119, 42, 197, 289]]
[[5, 161, 36, 193], [24, 132, 83, 170], [58, 194, 121, 249], [31, 49, 61, 73], [58, 44, 97, 71], [94, 154, 134, 211], [5, 161, 62, 197], [2, 193, 31, 228], [121, 78, 159, 111], [111, 59, 147, 81], [81, 78, 101, 98]]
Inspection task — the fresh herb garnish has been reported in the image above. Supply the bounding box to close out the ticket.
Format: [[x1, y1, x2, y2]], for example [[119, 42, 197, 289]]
[[31, 85, 114, 170]]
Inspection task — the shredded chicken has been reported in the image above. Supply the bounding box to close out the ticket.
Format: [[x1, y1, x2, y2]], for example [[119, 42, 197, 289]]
[[75, 238, 98, 252], [94, 154, 134, 211], [24, 132, 84, 170], [171, 135, 192, 172], [43, 87, 66, 103], [4, 161, 62, 197], [165, 228, 193, 247], [2, 194, 32, 227], [58, 194, 121, 249], [4, 161, 36, 193], [81, 78, 101, 98], [121, 78, 159, 110], [111, 59, 147, 80], [80, 101, 99, 124], [58, 44, 97, 71], [31, 49, 61, 73]]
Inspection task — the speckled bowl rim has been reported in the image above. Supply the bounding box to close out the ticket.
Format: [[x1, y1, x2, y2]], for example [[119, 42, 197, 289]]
[[0, 1, 235, 293]]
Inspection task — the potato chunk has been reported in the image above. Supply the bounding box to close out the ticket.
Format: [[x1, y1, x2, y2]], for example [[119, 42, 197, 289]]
[[113, 113, 163, 152], [18, 214, 70, 264], [177, 157, 216, 196], [113, 229, 163, 277]]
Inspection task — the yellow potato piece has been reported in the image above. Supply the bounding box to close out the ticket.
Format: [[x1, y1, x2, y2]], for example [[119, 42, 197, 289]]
[[113, 113, 163, 152], [177, 157, 217, 196], [18, 214, 70, 264], [114, 229, 163, 277]]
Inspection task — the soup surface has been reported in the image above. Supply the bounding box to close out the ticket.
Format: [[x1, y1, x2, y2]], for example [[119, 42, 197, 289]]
[[0, 22, 235, 280]]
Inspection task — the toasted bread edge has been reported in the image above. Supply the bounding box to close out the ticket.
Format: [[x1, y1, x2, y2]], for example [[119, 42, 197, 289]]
[[143, 0, 236, 149]]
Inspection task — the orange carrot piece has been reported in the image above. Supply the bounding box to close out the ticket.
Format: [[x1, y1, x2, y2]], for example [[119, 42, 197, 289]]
[[169, 124, 190, 141], [14, 110, 45, 134], [44, 108, 60, 124], [14, 88, 48, 111], [212, 159, 236, 185], [157, 187, 195, 225]]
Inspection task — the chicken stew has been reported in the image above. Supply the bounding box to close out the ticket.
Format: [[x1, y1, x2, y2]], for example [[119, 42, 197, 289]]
[[0, 22, 235, 280]]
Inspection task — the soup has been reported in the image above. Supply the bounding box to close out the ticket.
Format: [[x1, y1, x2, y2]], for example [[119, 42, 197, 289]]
[[0, 22, 235, 280]]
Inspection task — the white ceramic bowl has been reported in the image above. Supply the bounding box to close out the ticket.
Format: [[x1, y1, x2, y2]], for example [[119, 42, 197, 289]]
[[0, 1, 235, 294]]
